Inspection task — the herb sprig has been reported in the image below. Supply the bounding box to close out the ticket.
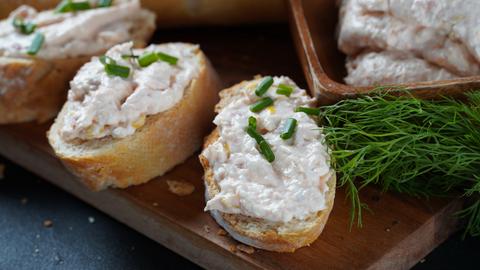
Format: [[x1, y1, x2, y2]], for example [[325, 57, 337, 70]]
[[320, 91, 480, 236]]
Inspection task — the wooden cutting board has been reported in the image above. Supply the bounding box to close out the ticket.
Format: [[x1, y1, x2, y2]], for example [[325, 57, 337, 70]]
[[0, 26, 462, 270]]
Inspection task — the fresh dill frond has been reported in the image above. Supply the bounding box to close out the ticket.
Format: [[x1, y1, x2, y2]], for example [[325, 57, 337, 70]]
[[320, 91, 480, 236]]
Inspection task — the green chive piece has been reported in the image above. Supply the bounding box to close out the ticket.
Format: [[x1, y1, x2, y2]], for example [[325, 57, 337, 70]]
[[23, 22, 36, 34], [245, 126, 263, 144], [71, 2, 91, 10], [97, 0, 113, 8], [250, 97, 274, 113], [56, 0, 91, 13], [157, 52, 178, 65], [27, 33, 44, 55], [248, 116, 257, 129], [276, 84, 293, 97], [104, 63, 130, 78], [295, 106, 320, 116], [99, 55, 116, 65], [280, 118, 297, 140], [245, 126, 275, 163], [138, 52, 159, 67], [136, 51, 179, 67], [255, 76, 274, 96], [55, 0, 71, 12], [99, 55, 130, 78], [259, 140, 275, 162], [12, 18, 37, 35]]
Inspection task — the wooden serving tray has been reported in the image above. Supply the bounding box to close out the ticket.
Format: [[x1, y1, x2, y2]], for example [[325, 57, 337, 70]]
[[287, 0, 480, 104], [0, 26, 462, 269]]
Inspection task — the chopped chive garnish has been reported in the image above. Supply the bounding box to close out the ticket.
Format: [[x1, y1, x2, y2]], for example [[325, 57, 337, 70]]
[[97, 0, 113, 8], [280, 118, 297, 140], [136, 51, 178, 67], [259, 140, 275, 162], [255, 76, 274, 96], [99, 55, 116, 65], [27, 33, 44, 55], [23, 23, 36, 34], [250, 97, 274, 113], [12, 18, 36, 35], [99, 55, 130, 78], [276, 84, 293, 97], [295, 107, 320, 116], [138, 52, 158, 67], [245, 126, 263, 144], [55, 0, 71, 12], [157, 52, 178, 65], [248, 116, 257, 129], [71, 1, 91, 11], [245, 126, 275, 163], [104, 63, 130, 78], [55, 0, 91, 13]]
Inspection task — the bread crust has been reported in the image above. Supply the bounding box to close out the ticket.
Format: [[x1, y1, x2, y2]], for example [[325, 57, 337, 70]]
[[199, 78, 336, 252], [48, 46, 222, 191], [0, 13, 155, 124], [0, 0, 286, 26]]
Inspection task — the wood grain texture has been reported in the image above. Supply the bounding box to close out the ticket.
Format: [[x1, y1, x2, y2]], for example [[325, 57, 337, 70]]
[[0, 25, 463, 269], [288, 0, 480, 104]]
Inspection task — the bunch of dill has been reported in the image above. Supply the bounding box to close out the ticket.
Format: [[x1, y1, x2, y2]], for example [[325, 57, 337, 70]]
[[320, 91, 480, 236]]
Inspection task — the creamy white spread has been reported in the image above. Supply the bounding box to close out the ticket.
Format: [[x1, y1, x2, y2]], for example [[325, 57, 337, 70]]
[[202, 77, 332, 223], [0, 0, 155, 59], [338, 0, 480, 85], [60, 42, 201, 140], [345, 51, 457, 86]]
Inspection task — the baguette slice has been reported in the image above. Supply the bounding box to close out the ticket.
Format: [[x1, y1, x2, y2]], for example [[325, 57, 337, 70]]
[[48, 44, 221, 191], [199, 78, 336, 252], [0, 2, 155, 124]]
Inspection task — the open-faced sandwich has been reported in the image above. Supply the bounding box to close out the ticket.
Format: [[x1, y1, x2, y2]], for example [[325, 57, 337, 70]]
[[0, 0, 155, 124], [48, 42, 221, 190], [199, 76, 336, 252]]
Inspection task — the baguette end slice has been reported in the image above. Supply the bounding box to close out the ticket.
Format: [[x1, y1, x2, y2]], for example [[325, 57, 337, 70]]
[[199, 79, 336, 252], [48, 46, 221, 191], [0, 10, 155, 124]]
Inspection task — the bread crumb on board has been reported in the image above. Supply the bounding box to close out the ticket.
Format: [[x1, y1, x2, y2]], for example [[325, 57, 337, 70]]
[[43, 219, 53, 228], [20, 197, 28, 205], [203, 225, 211, 233], [0, 163, 5, 179], [228, 244, 237, 252], [236, 244, 255, 254], [217, 229, 227, 236], [166, 180, 195, 196]]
